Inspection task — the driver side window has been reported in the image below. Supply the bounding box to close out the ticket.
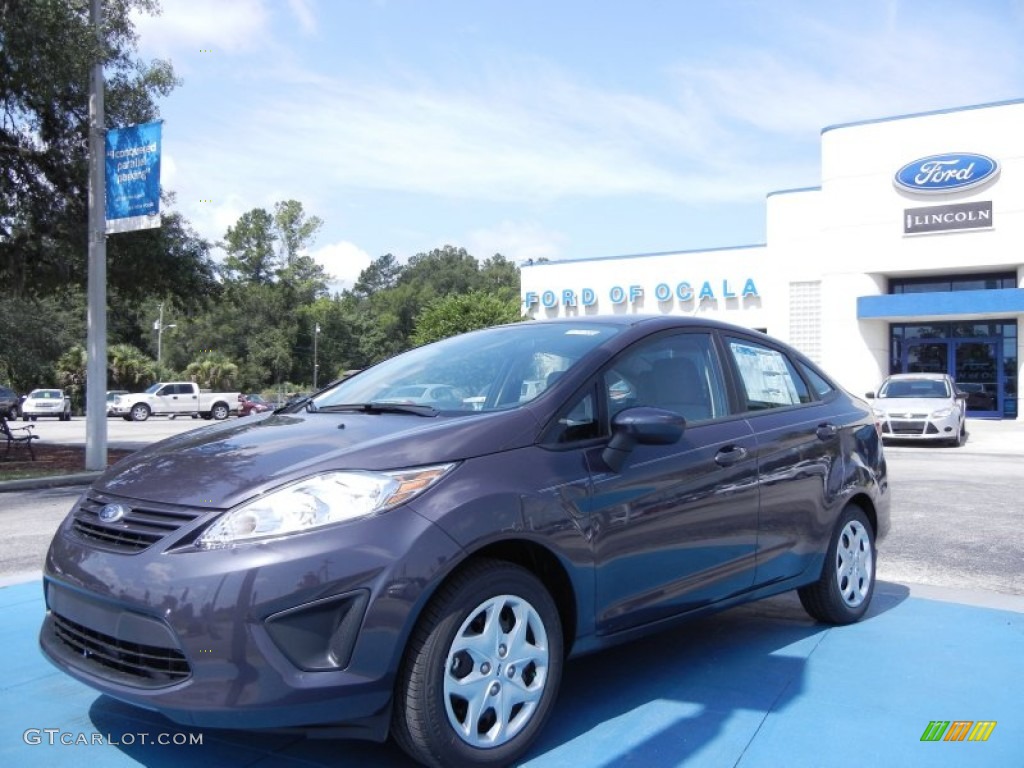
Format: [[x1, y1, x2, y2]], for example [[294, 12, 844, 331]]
[[604, 332, 727, 422]]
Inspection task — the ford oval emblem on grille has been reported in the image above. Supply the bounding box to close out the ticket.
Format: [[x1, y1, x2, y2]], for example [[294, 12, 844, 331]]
[[894, 153, 999, 194], [98, 503, 128, 523]]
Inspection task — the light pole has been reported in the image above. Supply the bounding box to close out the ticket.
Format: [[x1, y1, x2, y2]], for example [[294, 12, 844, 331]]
[[313, 323, 321, 389], [154, 303, 177, 364]]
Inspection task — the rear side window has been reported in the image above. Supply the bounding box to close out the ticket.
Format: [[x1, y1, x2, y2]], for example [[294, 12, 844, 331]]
[[798, 363, 834, 398], [727, 338, 811, 410]]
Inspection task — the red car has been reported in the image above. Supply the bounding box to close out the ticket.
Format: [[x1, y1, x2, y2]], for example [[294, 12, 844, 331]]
[[237, 393, 271, 416]]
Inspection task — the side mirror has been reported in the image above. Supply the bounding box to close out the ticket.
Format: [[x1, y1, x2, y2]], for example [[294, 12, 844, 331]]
[[602, 407, 686, 473], [865, 392, 875, 399]]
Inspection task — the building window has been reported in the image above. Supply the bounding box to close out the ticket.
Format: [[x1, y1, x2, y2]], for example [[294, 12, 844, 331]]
[[890, 272, 1016, 294]]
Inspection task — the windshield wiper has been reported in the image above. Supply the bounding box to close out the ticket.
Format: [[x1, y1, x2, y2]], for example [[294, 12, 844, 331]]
[[316, 402, 439, 416], [277, 395, 317, 413]]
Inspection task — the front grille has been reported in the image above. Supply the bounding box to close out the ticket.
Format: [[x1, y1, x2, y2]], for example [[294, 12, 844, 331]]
[[888, 420, 925, 435], [72, 493, 209, 552], [50, 612, 191, 687]]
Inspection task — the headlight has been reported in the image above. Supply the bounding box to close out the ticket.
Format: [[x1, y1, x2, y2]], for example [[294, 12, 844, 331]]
[[871, 407, 887, 419], [195, 464, 455, 550], [931, 407, 953, 418]]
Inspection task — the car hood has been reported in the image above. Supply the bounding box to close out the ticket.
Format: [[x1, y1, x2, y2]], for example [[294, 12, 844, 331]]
[[873, 397, 955, 415], [94, 409, 541, 508]]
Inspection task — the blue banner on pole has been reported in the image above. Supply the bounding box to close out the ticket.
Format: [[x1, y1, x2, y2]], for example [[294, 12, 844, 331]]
[[105, 121, 162, 233]]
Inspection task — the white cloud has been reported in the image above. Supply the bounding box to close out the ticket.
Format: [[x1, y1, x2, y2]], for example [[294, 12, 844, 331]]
[[287, 0, 317, 34], [465, 221, 565, 265], [309, 240, 372, 292], [132, 0, 271, 56]]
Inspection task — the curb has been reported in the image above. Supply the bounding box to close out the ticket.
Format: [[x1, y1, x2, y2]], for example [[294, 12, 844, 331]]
[[0, 472, 102, 492]]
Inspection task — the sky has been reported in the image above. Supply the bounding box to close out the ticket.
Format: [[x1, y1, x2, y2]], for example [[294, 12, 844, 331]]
[[130, 0, 1024, 292]]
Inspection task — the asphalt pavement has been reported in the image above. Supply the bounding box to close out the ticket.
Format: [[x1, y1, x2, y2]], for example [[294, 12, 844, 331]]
[[0, 417, 1022, 766]]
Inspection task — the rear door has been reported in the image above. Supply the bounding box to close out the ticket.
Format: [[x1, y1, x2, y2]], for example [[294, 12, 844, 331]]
[[588, 330, 760, 634], [721, 334, 850, 587]]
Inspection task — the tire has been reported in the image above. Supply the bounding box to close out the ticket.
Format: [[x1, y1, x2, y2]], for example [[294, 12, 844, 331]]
[[130, 403, 151, 422], [798, 504, 876, 625], [392, 559, 563, 768], [211, 403, 230, 420], [948, 422, 966, 447]]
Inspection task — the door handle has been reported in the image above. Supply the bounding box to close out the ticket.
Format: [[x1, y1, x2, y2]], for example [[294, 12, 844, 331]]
[[714, 446, 748, 467], [816, 423, 838, 440]]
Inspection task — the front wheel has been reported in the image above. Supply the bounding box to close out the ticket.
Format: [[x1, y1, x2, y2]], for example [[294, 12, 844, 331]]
[[392, 559, 563, 768], [130, 403, 151, 422], [798, 504, 876, 625]]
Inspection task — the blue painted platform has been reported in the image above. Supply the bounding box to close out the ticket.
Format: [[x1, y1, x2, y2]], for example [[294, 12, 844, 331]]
[[1, 579, 1021, 767]]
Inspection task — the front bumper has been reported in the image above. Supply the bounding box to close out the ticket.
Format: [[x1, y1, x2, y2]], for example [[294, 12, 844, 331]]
[[22, 405, 63, 417], [39, 491, 462, 735], [877, 411, 961, 441]]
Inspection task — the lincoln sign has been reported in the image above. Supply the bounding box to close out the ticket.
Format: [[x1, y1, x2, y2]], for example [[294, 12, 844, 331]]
[[904, 201, 992, 235]]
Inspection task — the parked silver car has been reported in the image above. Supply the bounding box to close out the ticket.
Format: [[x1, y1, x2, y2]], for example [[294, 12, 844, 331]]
[[867, 373, 967, 446]]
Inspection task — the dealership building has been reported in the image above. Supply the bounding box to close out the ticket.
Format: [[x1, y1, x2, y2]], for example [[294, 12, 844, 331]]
[[520, 99, 1023, 419]]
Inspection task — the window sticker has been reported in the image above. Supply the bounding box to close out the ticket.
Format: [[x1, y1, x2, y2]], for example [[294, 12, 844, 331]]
[[730, 342, 800, 406]]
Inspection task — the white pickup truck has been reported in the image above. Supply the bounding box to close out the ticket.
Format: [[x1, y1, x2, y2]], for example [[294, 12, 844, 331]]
[[109, 382, 241, 422]]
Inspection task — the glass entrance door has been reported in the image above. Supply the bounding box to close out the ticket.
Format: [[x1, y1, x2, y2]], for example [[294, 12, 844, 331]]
[[954, 340, 1000, 416]]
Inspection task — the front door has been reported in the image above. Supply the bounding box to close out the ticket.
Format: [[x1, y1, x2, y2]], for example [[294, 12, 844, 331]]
[[589, 331, 759, 635]]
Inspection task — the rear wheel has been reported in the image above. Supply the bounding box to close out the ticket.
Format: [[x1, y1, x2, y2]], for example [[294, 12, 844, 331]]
[[798, 504, 875, 624], [211, 403, 230, 420], [392, 559, 563, 768]]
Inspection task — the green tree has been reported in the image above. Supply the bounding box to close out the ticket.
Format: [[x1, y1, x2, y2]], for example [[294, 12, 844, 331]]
[[411, 291, 523, 347], [352, 253, 401, 298], [220, 208, 277, 284], [0, 293, 86, 391], [0, 0, 180, 298], [273, 199, 323, 268], [398, 245, 480, 297], [478, 254, 520, 299]]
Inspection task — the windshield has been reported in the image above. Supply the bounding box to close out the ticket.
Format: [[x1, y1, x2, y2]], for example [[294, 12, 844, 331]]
[[879, 378, 951, 398], [313, 322, 620, 413]]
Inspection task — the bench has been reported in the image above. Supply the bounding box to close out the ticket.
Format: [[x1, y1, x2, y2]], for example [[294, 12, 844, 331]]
[[1, 415, 38, 461]]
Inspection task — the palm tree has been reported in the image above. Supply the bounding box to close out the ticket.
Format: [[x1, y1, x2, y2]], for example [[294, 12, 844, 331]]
[[185, 352, 239, 390], [56, 345, 88, 411], [108, 344, 156, 389]]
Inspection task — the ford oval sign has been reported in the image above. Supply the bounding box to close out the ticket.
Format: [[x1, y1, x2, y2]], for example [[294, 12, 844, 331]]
[[894, 153, 999, 194], [98, 503, 128, 523]]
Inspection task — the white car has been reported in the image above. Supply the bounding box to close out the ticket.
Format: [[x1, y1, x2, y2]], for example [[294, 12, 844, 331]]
[[867, 373, 967, 447], [21, 388, 72, 421]]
